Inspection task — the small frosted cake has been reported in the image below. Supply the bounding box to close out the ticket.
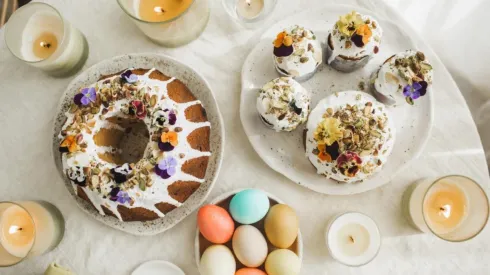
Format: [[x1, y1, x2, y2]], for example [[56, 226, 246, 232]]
[[372, 50, 433, 106], [273, 25, 322, 81], [326, 11, 382, 72], [57, 68, 211, 222], [305, 91, 395, 183], [257, 77, 311, 132]]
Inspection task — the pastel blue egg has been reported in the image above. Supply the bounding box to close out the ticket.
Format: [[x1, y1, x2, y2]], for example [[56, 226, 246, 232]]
[[229, 189, 270, 224]]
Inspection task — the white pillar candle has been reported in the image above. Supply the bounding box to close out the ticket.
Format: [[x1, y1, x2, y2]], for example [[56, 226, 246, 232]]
[[4, 2, 88, 77], [0, 201, 64, 267], [236, 0, 264, 20], [325, 212, 381, 266], [117, 0, 210, 47], [404, 176, 489, 242]]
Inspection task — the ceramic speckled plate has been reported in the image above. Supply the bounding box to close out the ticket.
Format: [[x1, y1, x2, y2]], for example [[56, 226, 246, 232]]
[[52, 53, 224, 235], [240, 5, 434, 195], [194, 189, 303, 272]]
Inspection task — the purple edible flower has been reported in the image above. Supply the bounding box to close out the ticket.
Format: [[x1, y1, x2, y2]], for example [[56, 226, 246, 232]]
[[121, 70, 138, 83], [169, 110, 177, 125], [155, 156, 178, 179], [403, 81, 428, 105], [116, 191, 131, 204], [158, 141, 174, 152], [74, 87, 96, 106]]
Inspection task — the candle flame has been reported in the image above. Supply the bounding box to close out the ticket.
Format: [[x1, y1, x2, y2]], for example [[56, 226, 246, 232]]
[[153, 6, 164, 14], [40, 41, 51, 48], [8, 225, 21, 234], [439, 204, 451, 218]]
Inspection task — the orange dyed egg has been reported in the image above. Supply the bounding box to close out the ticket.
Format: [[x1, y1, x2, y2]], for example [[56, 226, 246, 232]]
[[198, 204, 235, 244], [235, 268, 267, 275]]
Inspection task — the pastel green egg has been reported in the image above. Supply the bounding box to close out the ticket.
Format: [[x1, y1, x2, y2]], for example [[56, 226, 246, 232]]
[[229, 189, 270, 224]]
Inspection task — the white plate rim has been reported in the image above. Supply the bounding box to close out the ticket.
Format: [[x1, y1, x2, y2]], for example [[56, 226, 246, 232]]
[[132, 260, 185, 275]]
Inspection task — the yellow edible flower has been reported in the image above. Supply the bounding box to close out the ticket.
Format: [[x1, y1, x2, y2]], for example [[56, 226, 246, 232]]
[[314, 117, 343, 146], [336, 11, 364, 37]]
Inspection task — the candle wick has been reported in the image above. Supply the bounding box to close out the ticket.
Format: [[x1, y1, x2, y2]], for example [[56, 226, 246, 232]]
[[246, 0, 251, 6], [349, 235, 355, 243], [439, 206, 446, 212], [18, 227, 23, 231]]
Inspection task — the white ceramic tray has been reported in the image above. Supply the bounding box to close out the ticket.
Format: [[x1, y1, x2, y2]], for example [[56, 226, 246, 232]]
[[240, 4, 434, 195], [194, 189, 303, 272], [52, 53, 224, 235]]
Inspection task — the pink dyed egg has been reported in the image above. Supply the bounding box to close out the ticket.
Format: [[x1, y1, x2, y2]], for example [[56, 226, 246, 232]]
[[198, 204, 235, 244]]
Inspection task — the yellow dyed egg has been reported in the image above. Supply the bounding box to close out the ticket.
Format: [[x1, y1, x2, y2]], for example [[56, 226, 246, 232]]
[[264, 204, 299, 248], [265, 249, 301, 275]]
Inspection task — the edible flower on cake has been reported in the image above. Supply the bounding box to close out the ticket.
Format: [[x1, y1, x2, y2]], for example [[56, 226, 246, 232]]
[[326, 11, 382, 72], [272, 25, 322, 80], [372, 50, 433, 106], [306, 92, 395, 183]]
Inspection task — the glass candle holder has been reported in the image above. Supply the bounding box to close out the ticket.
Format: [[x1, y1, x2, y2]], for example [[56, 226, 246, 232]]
[[0, 201, 65, 267], [222, 0, 277, 28], [404, 175, 489, 242], [325, 212, 381, 267], [117, 0, 210, 47], [4, 2, 89, 77]]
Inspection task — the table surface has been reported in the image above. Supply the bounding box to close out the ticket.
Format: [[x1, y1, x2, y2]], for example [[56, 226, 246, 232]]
[[1, 0, 489, 274]]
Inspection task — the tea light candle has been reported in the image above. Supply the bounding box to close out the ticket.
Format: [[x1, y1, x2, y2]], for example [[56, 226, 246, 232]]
[[236, 0, 264, 20], [404, 176, 489, 241], [117, 0, 210, 47], [4, 2, 88, 77], [0, 201, 64, 267], [325, 212, 381, 266]]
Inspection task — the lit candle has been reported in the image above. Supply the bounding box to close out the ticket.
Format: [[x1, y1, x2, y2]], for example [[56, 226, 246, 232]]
[[404, 176, 489, 241], [325, 212, 381, 266], [117, 0, 210, 47], [236, 0, 264, 20], [137, 0, 192, 22], [0, 205, 35, 258], [4, 2, 88, 77], [0, 201, 64, 267]]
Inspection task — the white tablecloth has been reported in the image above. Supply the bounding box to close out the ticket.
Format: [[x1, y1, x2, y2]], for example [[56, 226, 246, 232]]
[[0, 0, 489, 274]]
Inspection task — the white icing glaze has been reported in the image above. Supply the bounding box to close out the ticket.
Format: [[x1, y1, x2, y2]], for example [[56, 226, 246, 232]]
[[305, 91, 395, 183], [373, 50, 433, 105], [327, 13, 382, 64], [273, 26, 322, 78], [59, 69, 211, 221], [256, 77, 310, 132]]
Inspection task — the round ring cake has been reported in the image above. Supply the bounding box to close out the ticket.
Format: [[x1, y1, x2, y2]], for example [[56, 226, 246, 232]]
[[305, 91, 395, 183], [57, 68, 211, 221]]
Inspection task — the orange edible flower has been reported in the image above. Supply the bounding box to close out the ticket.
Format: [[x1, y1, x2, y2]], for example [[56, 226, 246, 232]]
[[356, 24, 372, 45], [274, 32, 286, 48], [161, 131, 178, 146], [317, 144, 332, 162], [60, 135, 78, 153]]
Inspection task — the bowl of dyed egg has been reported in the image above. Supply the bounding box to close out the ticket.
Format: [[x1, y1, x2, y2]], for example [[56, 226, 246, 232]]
[[195, 188, 303, 275]]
